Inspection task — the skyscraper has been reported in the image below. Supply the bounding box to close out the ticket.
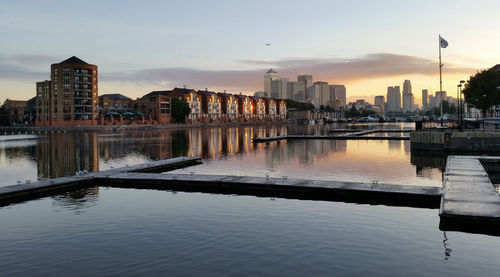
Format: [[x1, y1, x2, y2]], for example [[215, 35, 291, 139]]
[[422, 89, 428, 110], [329, 85, 346, 105], [386, 86, 401, 113], [403, 80, 412, 95], [402, 93, 414, 112], [36, 56, 98, 126], [264, 69, 280, 96], [402, 80, 413, 112], [297, 75, 313, 98], [313, 81, 329, 106], [374, 95, 385, 106], [287, 82, 306, 101]]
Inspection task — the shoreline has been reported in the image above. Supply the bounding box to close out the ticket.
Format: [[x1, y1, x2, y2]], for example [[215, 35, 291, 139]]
[[0, 121, 295, 135]]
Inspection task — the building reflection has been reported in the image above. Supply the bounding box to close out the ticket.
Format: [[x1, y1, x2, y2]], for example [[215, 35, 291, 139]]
[[36, 132, 99, 179], [51, 186, 100, 213]]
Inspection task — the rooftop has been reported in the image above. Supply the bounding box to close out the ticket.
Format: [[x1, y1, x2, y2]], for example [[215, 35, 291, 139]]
[[99, 94, 131, 100], [266, 69, 277, 74], [143, 90, 172, 98], [59, 56, 88, 65]]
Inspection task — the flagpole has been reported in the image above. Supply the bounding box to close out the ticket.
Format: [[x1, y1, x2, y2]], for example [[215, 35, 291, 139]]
[[439, 35, 443, 126]]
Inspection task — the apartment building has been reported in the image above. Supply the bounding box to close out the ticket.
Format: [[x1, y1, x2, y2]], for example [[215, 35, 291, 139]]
[[36, 56, 98, 126]]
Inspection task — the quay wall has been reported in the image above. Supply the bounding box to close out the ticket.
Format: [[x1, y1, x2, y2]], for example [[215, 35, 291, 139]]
[[410, 131, 500, 152], [0, 121, 294, 135]]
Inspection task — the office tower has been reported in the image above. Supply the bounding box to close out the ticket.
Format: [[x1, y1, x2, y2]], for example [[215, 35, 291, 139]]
[[435, 91, 447, 107], [386, 86, 401, 113], [374, 95, 385, 106], [402, 80, 413, 112], [422, 89, 428, 110], [330, 84, 346, 105], [297, 75, 313, 97], [271, 78, 289, 99], [254, 91, 268, 97], [36, 56, 98, 126], [311, 81, 329, 106], [287, 82, 306, 101], [264, 69, 280, 96], [403, 80, 412, 95], [402, 92, 414, 112]]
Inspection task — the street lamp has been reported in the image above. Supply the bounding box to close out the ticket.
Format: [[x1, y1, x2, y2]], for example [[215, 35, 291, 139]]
[[459, 80, 465, 127], [457, 84, 460, 126]]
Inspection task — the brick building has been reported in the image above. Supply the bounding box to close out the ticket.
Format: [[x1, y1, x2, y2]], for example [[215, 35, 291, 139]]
[[36, 56, 98, 126]]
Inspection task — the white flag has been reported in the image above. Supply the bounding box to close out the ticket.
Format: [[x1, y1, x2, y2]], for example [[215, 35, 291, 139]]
[[440, 36, 448, 48]]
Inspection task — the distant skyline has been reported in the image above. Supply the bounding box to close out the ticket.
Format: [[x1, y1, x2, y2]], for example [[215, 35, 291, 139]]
[[1, 0, 499, 104]]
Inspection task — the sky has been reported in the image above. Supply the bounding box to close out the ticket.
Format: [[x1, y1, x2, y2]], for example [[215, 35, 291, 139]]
[[1, 0, 499, 105]]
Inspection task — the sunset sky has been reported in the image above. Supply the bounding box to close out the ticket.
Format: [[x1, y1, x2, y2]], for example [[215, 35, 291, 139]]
[[1, 0, 499, 105]]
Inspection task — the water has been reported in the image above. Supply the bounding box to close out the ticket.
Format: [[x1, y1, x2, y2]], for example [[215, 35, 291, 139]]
[[3, 123, 496, 275], [1, 188, 500, 276], [0, 123, 442, 187]]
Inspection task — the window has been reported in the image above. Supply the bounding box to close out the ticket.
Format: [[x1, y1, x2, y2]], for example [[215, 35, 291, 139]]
[[62, 68, 70, 74], [63, 84, 71, 90], [54, 68, 58, 75]]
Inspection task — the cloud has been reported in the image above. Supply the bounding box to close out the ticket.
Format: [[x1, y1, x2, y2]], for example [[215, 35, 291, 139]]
[[241, 53, 476, 82], [102, 53, 476, 91], [0, 53, 477, 92]]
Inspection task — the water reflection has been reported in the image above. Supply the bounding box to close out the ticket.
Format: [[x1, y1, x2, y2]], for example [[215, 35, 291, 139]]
[[0, 123, 444, 188], [36, 133, 99, 179], [51, 186, 100, 214]]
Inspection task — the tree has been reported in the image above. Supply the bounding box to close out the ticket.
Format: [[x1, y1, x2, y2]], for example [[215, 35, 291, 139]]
[[171, 97, 191, 123], [284, 99, 315, 110], [463, 68, 500, 117]]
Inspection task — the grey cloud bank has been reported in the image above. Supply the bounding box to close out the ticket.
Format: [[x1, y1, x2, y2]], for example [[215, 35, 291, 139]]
[[0, 53, 476, 91]]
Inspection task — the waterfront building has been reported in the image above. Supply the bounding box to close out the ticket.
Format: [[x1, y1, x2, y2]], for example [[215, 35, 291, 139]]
[[267, 98, 278, 120], [198, 90, 221, 123], [279, 99, 287, 120], [422, 89, 428, 110], [217, 92, 238, 122], [99, 94, 132, 116], [255, 97, 266, 120], [264, 69, 280, 96], [132, 90, 172, 124], [36, 56, 98, 127], [386, 86, 401, 113], [170, 88, 201, 123], [2, 99, 27, 125]]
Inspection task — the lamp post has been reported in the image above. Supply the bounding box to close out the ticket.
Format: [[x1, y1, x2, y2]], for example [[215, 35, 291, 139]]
[[456, 84, 460, 127], [459, 80, 465, 127]]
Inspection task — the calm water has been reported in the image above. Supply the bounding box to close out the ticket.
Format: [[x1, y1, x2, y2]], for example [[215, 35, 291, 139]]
[[3, 123, 494, 275], [1, 188, 500, 276], [0, 123, 442, 187]]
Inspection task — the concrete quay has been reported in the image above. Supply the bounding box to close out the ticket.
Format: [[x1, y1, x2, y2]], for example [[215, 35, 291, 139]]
[[411, 130, 500, 152], [4, 155, 500, 235], [0, 157, 202, 204], [440, 155, 500, 234], [99, 173, 441, 208]]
